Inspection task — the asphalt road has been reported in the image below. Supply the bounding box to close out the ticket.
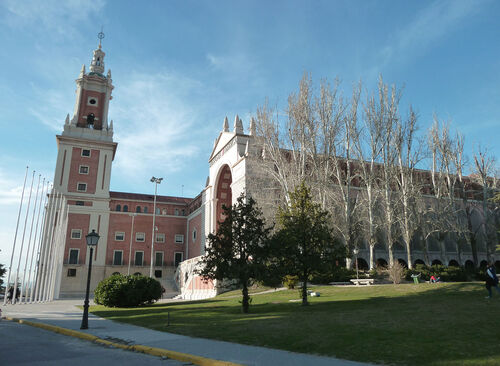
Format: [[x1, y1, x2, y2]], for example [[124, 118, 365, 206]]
[[0, 320, 187, 365]]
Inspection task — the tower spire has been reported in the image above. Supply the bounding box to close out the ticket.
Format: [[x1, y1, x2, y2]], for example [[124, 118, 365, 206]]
[[98, 27, 105, 49]]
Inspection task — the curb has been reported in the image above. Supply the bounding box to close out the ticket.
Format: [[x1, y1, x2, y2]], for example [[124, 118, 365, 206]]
[[6, 317, 242, 366]]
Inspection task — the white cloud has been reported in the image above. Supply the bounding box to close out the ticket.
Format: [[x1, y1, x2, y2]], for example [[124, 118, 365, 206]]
[[110, 71, 208, 178], [0, 168, 26, 206], [28, 86, 74, 131], [0, 168, 49, 266], [207, 52, 257, 78], [368, 0, 488, 77], [2, 0, 106, 37]]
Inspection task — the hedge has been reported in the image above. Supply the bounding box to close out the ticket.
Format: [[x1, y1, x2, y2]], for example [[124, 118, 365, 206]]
[[94, 274, 162, 307]]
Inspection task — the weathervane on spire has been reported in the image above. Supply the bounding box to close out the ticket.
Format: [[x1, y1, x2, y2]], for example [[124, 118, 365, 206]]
[[98, 26, 105, 49]]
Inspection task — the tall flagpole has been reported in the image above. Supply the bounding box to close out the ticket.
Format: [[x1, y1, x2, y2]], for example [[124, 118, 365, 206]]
[[48, 194, 66, 301], [13, 170, 35, 304], [43, 191, 61, 302], [20, 174, 41, 303], [51, 197, 68, 300], [32, 182, 50, 303], [37, 186, 56, 302], [28, 179, 47, 303], [3, 166, 28, 305]]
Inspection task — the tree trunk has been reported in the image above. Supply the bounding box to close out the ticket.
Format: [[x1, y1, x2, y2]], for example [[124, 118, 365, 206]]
[[301, 271, 308, 306], [466, 207, 479, 268], [241, 282, 250, 313], [369, 242, 375, 270]]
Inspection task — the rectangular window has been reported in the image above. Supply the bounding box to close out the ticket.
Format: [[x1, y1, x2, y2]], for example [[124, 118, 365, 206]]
[[75, 201, 84, 206], [68, 249, 79, 264], [67, 268, 76, 277], [175, 209, 179, 216], [155, 233, 165, 243], [174, 234, 184, 243], [81, 149, 91, 157], [134, 251, 144, 266], [113, 251, 123, 265], [135, 232, 145, 242], [77, 183, 87, 192], [174, 252, 183, 267], [79, 165, 89, 174], [155, 251, 163, 266], [71, 229, 82, 239], [115, 231, 125, 241]]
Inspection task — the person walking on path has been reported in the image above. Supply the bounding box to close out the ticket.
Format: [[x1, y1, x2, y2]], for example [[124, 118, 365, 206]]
[[6, 286, 14, 304], [485, 262, 500, 299]]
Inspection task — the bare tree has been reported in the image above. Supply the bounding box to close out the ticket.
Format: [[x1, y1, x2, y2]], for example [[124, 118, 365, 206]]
[[394, 107, 422, 269], [355, 84, 385, 269], [377, 77, 401, 267], [473, 147, 498, 262], [326, 84, 363, 267]]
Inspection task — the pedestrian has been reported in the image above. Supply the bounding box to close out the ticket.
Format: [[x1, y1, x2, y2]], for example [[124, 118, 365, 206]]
[[6, 286, 14, 304], [485, 262, 500, 299], [430, 275, 440, 283]]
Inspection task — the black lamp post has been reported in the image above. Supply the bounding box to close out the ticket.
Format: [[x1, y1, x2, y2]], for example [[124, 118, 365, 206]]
[[80, 229, 99, 330]]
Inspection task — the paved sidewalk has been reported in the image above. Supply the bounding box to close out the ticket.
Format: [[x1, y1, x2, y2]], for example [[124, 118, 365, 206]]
[[2, 300, 370, 366]]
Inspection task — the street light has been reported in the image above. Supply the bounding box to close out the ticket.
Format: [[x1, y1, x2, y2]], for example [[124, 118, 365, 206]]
[[353, 248, 359, 280], [80, 229, 99, 330], [150, 177, 163, 277], [128, 213, 137, 275]]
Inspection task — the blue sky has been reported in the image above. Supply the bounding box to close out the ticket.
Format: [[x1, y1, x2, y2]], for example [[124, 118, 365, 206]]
[[0, 0, 499, 266]]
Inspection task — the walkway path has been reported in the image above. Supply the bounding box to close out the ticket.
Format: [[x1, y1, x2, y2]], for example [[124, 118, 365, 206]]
[[2, 300, 371, 366]]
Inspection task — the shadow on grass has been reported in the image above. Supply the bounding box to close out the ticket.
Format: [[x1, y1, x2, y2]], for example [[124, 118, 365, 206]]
[[91, 282, 500, 366]]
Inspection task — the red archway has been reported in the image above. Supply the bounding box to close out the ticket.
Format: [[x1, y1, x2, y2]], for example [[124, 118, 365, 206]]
[[215, 165, 232, 230]]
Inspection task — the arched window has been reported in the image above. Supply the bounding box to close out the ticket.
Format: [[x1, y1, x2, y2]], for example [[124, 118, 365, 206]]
[[356, 258, 369, 270], [116, 204, 121, 212], [465, 260, 474, 270], [376, 258, 388, 268], [398, 259, 408, 268], [136, 206, 141, 213], [134, 272, 142, 276], [162, 209, 167, 215], [112, 272, 120, 276], [448, 260, 460, 267], [123, 205, 128, 212], [431, 259, 442, 266], [144, 207, 148, 213]]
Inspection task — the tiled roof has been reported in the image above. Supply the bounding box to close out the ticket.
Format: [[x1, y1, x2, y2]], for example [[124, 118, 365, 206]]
[[110, 191, 192, 204]]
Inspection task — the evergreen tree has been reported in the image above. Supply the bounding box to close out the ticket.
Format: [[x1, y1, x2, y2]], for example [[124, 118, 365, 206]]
[[274, 182, 341, 306], [0, 263, 6, 291], [198, 194, 272, 313]]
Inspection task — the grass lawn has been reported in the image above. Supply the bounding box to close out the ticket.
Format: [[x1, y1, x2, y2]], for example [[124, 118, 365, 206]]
[[90, 282, 500, 366]]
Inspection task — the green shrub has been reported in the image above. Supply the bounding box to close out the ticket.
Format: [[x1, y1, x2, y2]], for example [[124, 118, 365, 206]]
[[310, 266, 357, 283], [369, 267, 387, 280], [283, 275, 299, 289], [406, 264, 469, 282], [94, 274, 162, 307]]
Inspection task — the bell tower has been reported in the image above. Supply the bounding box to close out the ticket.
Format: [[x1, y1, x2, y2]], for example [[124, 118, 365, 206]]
[[54, 32, 117, 198], [49, 32, 118, 299]]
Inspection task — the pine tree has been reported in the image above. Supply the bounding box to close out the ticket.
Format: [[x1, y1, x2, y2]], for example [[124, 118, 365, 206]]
[[275, 182, 342, 306], [198, 194, 272, 313]]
